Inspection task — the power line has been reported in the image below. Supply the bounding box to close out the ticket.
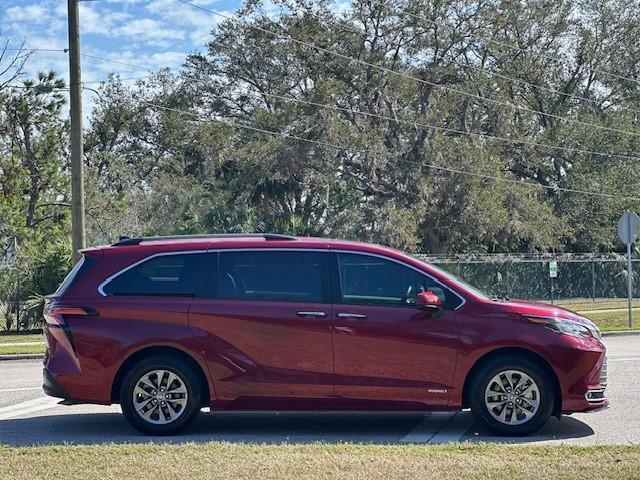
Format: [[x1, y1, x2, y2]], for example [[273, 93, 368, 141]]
[[299, 4, 640, 117], [390, 1, 640, 88], [79, 53, 156, 71], [83, 76, 144, 84], [4, 47, 68, 53], [7, 38, 629, 199], [5, 84, 69, 91], [213, 85, 640, 162], [73, 54, 640, 162], [175, 0, 640, 140], [140, 100, 640, 202]]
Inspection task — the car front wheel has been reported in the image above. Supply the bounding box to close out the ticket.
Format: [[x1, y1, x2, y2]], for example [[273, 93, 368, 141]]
[[469, 355, 554, 436], [120, 355, 201, 435]]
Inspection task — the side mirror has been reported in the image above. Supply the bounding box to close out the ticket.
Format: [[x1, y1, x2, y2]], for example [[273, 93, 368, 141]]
[[415, 290, 443, 311]]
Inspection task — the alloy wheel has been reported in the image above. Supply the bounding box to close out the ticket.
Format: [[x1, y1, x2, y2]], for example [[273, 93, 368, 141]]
[[133, 369, 189, 425], [484, 369, 540, 426]]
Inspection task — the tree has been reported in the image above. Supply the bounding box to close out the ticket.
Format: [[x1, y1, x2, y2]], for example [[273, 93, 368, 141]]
[[81, 0, 640, 253], [0, 70, 71, 329]]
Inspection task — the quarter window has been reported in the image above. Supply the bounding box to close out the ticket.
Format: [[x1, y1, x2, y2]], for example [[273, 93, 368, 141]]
[[337, 253, 461, 309], [54, 255, 96, 296], [102, 253, 206, 296], [218, 251, 326, 303]]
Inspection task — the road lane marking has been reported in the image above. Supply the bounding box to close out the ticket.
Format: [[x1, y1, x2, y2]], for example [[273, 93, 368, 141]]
[[0, 341, 44, 347], [0, 397, 59, 420], [0, 397, 51, 413], [608, 356, 640, 362], [0, 387, 42, 393], [577, 307, 640, 314], [400, 413, 454, 443], [428, 411, 476, 444]]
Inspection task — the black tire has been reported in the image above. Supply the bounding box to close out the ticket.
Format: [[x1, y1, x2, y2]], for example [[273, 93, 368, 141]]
[[469, 355, 554, 436], [120, 355, 201, 435]]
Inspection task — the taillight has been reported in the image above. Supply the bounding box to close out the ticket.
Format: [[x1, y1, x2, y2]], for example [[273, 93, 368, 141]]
[[44, 306, 98, 327], [43, 305, 97, 356]]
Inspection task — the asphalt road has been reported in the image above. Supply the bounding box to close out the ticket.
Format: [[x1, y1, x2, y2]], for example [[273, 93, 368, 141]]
[[1, 335, 639, 446]]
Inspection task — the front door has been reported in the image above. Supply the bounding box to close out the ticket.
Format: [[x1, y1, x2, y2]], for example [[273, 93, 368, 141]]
[[331, 252, 461, 408], [188, 249, 333, 408]]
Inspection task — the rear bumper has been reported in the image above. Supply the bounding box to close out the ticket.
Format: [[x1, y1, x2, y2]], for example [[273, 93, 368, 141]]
[[43, 322, 112, 404], [42, 367, 71, 401]]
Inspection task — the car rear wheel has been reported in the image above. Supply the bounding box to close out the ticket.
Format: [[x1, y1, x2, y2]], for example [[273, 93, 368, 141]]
[[469, 355, 554, 436], [120, 355, 201, 435]]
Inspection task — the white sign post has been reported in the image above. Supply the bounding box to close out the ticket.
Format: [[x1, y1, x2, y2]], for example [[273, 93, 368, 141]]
[[549, 261, 558, 305], [549, 261, 558, 278], [617, 210, 640, 328]]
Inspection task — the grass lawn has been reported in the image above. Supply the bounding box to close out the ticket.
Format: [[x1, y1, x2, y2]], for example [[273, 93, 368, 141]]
[[0, 332, 45, 355], [557, 299, 640, 311], [0, 443, 638, 480], [576, 310, 635, 332], [556, 300, 639, 331], [0, 343, 46, 355], [0, 333, 43, 344]]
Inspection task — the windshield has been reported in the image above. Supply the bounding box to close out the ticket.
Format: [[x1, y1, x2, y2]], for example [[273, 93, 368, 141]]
[[418, 260, 490, 300]]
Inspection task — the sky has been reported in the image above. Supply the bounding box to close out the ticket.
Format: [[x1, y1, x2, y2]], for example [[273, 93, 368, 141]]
[[1, 0, 244, 116]]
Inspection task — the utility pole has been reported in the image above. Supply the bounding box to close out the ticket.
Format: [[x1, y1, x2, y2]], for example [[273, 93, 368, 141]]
[[67, 0, 86, 262]]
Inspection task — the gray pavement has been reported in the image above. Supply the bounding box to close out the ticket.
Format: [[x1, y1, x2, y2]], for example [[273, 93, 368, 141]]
[[0, 360, 46, 409], [0, 336, 638, 446]]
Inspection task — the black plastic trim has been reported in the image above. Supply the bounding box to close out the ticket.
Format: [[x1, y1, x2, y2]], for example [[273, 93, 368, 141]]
[[42, 368, 70, 400]]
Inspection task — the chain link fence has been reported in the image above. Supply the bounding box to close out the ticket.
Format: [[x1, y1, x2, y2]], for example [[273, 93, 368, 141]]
[[415, 253, 639, 305], [0, 300, 39, 332]]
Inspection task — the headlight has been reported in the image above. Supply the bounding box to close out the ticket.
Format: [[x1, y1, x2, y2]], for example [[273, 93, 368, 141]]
[[526, 316, 601, 339]]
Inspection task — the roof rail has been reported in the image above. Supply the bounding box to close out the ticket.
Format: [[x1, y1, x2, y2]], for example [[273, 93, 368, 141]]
[[112, 233, 297, 246]]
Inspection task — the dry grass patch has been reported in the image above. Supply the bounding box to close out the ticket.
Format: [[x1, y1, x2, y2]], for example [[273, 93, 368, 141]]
[[0, 443, 638, 480]]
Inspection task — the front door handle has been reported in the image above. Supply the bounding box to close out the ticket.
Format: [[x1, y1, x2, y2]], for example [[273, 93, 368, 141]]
[[337, 312, 367, 319], [296, 311, 327, 318]]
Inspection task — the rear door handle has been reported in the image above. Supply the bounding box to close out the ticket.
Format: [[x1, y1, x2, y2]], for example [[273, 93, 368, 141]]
[[337, 312, 367, 319], [296, 311, 327, 318], [334, 326, 355, 334]]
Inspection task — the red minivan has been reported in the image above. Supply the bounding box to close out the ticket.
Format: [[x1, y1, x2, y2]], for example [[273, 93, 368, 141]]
[[43, 234, 607, 435]]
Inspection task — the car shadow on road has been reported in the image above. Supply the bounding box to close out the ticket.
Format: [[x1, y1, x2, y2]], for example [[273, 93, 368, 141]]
[[461, 415, 596, 444], [0, 411, 594, 447]]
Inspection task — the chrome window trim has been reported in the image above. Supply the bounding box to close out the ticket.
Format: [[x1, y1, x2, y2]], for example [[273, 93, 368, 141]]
[[331, 249, 467, 311], [97, 247, 468, 310]]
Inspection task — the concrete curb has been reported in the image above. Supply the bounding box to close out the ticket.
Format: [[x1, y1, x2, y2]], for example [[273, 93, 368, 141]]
[[602, 329, 640, 337], [0, 354, 44, 362]]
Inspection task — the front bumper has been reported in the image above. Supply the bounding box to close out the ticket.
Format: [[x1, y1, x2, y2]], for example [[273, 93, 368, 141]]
[[584, 356, 607, 404], [559, 346, 608, 413]]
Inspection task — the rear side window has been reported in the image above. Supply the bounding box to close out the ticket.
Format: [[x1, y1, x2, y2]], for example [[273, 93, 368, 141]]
[[102, 253, 206, 297], [53, 255, 97, 296], [218, 250, 327, 303]]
